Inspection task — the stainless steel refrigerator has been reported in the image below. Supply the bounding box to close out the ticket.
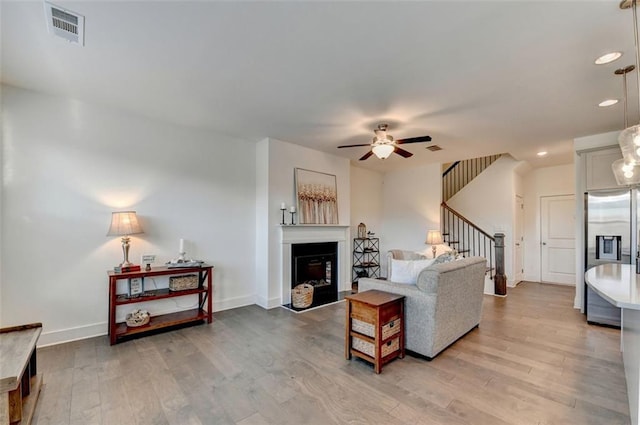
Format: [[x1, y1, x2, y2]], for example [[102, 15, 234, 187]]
[[584, 189, 635, 327]]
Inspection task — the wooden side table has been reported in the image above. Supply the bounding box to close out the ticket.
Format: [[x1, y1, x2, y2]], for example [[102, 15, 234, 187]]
[[345, 290, 405, 373], [108, 265, 213, 345]]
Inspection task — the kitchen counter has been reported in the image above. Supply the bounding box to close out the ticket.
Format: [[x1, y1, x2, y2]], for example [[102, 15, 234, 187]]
[[585, 263, 640, 425], [585, 263, 640, 310]]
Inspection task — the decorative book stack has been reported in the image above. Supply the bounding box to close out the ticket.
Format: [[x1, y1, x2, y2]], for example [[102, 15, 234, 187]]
[[114, 264, 141, 273]]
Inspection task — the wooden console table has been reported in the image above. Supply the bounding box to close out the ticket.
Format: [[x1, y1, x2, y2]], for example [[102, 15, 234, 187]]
[[108, 265, 213, 345], [345, 290, 405, 373], [0, 323, 42, 425]]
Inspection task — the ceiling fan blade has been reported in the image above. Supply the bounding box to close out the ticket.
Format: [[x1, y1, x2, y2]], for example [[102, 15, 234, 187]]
[[359, 151, 374, 161], [396, 135, 432, 144], [337, 143, 373, 148], [394, 146, 414, 158]]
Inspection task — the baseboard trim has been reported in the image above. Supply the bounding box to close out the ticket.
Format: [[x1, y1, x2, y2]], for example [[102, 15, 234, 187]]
[[214, 294, 255, 312], [38, 322, 107, 347], [256, 295, 283, 309], [39, 294, 258, 347]]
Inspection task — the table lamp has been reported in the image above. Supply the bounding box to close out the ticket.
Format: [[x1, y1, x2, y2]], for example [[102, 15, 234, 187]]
[[426, 230, 443, 259], [107, 211, 143, 267]]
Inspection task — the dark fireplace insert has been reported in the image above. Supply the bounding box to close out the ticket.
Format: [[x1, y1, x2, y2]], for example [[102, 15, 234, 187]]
[[291, 242, 338, 310]]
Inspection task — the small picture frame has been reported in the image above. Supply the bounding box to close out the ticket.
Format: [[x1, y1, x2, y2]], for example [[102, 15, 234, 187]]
[[129, 277, 144, 297]]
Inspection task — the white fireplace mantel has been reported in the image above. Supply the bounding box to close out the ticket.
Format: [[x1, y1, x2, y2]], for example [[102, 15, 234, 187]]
[[280, 225, 350, 305]]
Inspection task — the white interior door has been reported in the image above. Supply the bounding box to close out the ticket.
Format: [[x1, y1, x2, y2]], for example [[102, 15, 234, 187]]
[[541, 195, 576, 285], [515, 195, 524, 284]]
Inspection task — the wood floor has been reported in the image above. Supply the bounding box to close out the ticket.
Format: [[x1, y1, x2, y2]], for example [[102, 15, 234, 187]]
[[32, 282, 630, 425]]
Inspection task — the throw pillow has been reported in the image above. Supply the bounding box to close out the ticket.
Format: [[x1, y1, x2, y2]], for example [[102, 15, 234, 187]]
[[390, 258, 436, 284], [434, 252, 455, 264]]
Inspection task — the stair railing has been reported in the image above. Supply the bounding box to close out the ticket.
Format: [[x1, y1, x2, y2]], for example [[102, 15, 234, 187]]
[[441, 202, 506, 295], [442, 154, 501, 202]]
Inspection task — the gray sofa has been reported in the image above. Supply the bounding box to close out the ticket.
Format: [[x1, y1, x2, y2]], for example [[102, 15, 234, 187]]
[[358, 255, 487, 359]]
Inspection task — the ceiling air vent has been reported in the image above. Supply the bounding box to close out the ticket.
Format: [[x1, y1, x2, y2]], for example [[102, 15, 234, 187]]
[[44, 2, 84, 46], [426, 145, 443, 152]]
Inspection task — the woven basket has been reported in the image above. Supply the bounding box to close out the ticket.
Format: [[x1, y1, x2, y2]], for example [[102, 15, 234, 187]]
[[292, 283, 314, 308], [169, 274, 198, 291], [352, 336, 400, 358], [125, 309, 150, 327]]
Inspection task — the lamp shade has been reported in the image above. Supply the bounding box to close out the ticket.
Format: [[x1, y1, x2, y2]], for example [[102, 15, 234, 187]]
[[425, 229, 443, 245], [107, 211, 143, 236], [372, 144, 394, 159]]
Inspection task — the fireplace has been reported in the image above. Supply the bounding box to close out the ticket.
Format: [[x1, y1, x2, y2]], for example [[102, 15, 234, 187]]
[[291, 242, 338, 309], [279, 224, 349, 310]]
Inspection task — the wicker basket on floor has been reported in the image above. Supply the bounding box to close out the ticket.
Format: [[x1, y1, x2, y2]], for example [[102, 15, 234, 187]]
[[292, 283, 314, 308]]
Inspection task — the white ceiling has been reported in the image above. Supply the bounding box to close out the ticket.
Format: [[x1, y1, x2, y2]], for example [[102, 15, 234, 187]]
[[1, 1, 637, 172]]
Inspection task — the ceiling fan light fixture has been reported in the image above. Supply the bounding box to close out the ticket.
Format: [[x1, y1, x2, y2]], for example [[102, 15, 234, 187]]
[[337, 123, 429, 161], [373, 134, 393, 144], [595, 51, 623, 65], [372, 144, 394, 159]]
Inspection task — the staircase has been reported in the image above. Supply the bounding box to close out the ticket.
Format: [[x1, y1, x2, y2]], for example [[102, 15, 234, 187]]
[[440, 154, 506, 295], [442, 154, 501, 202], [441, 202, 496, 275]]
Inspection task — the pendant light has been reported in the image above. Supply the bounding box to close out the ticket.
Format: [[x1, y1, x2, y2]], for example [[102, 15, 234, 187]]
[[617, 0, 640, 165], [613, 65, 640, 184]]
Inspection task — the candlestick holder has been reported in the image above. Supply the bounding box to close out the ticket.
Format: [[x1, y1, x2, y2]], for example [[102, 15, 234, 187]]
[[290, 211, 296, 225], [280, 207, 287, 225]]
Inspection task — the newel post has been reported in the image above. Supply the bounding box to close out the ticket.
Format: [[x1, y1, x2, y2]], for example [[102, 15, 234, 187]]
[[494, 233, 507, 296]]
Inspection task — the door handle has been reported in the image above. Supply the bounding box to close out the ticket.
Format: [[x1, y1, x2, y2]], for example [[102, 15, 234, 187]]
[[515, 243, 520, 246], [542, 242, 547, 245]]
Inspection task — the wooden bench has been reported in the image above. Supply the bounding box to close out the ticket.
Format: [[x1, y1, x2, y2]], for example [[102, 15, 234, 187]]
[[0, 323, 43, 425]]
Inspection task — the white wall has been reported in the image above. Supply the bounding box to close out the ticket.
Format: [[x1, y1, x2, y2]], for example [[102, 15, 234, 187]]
[[447, 155, 521, 286], [1, 85, 257, 345], [380, 163, 442, 274], [522, 164, 575, 283], [254, 138, 351, 308], [350, 165, 384, 240]]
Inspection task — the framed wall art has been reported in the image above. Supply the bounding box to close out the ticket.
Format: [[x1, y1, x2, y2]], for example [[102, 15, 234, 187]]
[[129, 277, 143, 297], [295, 168, 338, 224]]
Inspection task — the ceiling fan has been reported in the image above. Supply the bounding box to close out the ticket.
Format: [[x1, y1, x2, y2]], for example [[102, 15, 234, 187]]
[[337, 124, 432, 160]]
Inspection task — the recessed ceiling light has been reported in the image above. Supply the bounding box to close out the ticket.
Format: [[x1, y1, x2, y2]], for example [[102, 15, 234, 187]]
[[599, 99, 619, 107], [595, 52, 623, 65], [537, 151, 548, 157]]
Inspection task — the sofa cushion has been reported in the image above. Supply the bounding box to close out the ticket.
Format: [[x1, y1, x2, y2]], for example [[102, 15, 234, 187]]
[[388, 250, 427, 261], [416, 256, 484, 293], [390, 258, 436, 284]]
